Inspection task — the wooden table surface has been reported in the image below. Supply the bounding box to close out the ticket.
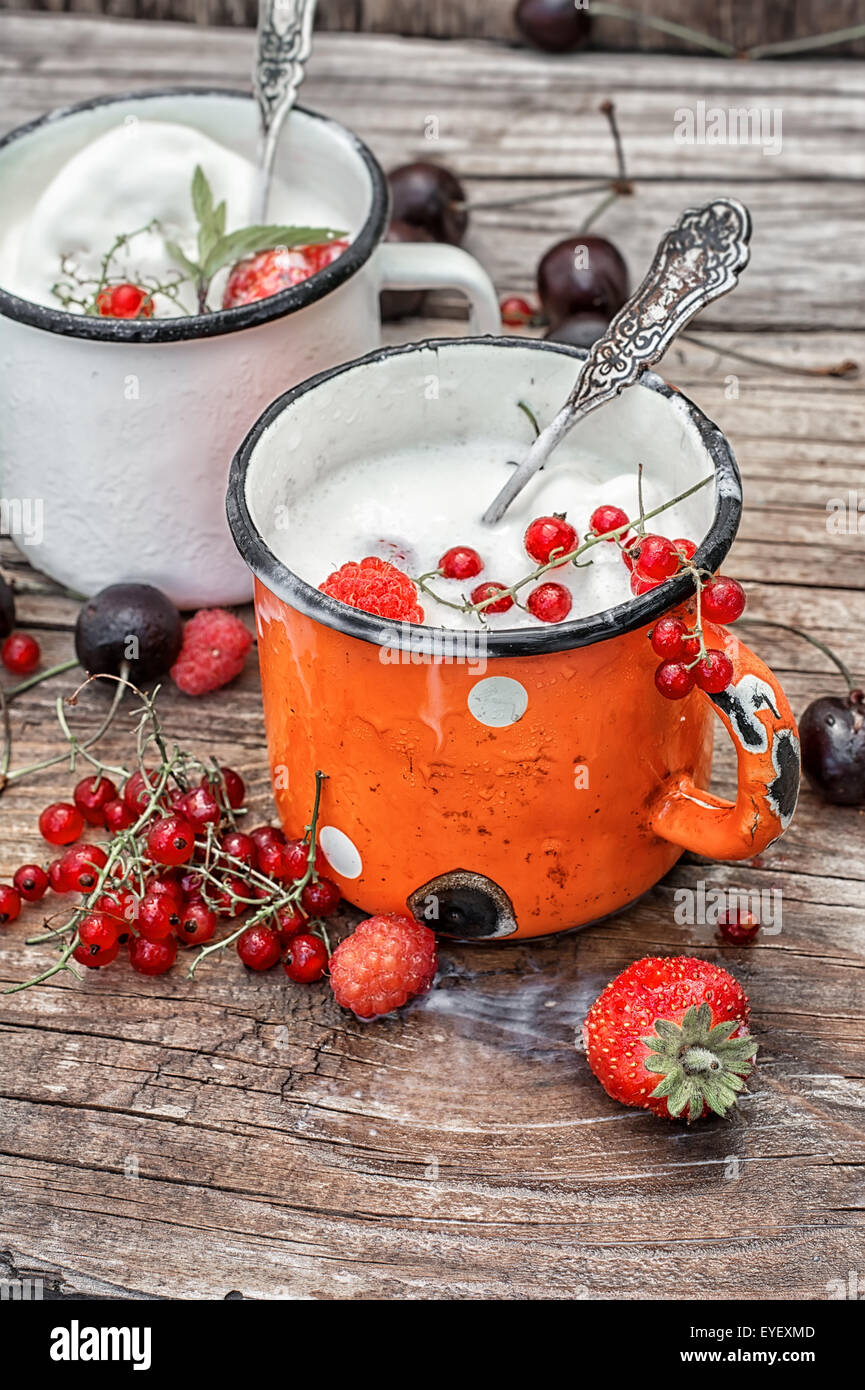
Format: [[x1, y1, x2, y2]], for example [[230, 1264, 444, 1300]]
[[1, 12, 863, 1301]]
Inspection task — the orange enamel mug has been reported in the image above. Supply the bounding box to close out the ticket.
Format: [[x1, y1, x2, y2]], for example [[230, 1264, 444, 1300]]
[[227, 337, 799, 941]]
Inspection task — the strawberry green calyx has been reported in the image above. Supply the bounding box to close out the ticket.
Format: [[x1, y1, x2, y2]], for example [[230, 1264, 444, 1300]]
[[642, 1002, 758, 1121]]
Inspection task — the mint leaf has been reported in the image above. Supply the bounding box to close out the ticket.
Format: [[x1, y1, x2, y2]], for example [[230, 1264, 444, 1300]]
[[191, 165, 214, 231], [201, 225, 347, 280], [165, 240, 200, 280]]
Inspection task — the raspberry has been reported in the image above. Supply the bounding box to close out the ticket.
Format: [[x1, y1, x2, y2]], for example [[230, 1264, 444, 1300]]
[[170, 609, 253, 696], [222, 241, 350, 309], [319, 557, 424, 623], [329, 913, 437, 1020]]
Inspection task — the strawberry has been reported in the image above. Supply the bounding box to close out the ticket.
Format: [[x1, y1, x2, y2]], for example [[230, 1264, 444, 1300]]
[[581, 956, 757, 1122], [222, 240, 350, 309]]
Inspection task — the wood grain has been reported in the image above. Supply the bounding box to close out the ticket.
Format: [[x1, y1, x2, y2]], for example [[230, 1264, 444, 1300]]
[[0, 13, 863, 1301]]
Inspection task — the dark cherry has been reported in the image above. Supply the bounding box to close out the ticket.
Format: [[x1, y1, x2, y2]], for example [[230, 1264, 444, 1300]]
[[544, 312, 610, 348], [387, 162, 467, 246], [380, 219, 435, 322], [75, 583, 182, 683], [537, 235, 628, 328], [0, 575, 14, 642], [515, 0, 591, 53], [799, 690, 865, 806]]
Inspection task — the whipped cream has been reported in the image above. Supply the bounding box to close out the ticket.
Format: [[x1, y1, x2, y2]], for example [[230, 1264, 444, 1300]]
[[281, 440, 709, 630], [0, 120, 345, 315]]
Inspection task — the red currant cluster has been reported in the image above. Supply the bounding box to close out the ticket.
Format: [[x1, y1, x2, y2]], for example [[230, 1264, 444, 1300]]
[[2, 760, 339, 986], [437, 513, 578, 624], [587, 505, 747, 700]]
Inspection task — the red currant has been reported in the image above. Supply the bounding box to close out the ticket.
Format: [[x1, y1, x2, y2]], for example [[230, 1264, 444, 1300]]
[[524, 514, 577, 567], [13, 864, 49, 902], [301, 877, 341, 918], [73, 774, 118, 826], [137, 893, 179, 941], [212, 875, 249, 917], [718, 909, 761, 944], [621, 535, 641, 570], [282, 838, 319, 880], [526, 582, 572, 623], [630, 568, 659, 596], [274, 905, 307, 944], [146, 875, 183, 906], [673, 537, 697, 561], [181, 785, 221, 830], [236, 923, 282, 971], [93, 888, 135, 927], [654, 660, 697, 700], [179, 871, 205, 899], [1, 632, 40, 675], [123, 768, 159, 815], [470, 582, 514, 615], [499, 294, 535, 327], [39, 801, 84, 847], [249, 825, 285, 852], [59, 843, 108, 893], [630, 534, 679, 581], [651, 616, 686, 660], [103, 797, 135, 832], [439, 546, 483, 580], [48, 858, 71, 894], [0, 884, 22, 924], [695, 650, 734, 694], [176, 899, 217, 945], [589, 504, 630, 540], [129, 933, 177, 975], [255, 837, 291, 880], [701, 576, 746, 624], [201, 766, 245, 809], [73, 912, 120, 967], [96, 282, 154, 319], [284, 933, 329, 983], [220, 830, 256, 868], [146, 813, 195, 867]]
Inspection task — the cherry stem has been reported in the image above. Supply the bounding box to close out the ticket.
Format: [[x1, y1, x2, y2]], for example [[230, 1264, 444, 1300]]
[[681, 333, 858, 380], [599, 100, 628, 184], [579, 187, 621, 236], [737, 619, 856, 693], [3, 668, 129, 788], [589, 3, 737, 57], [463, 180, 611, 213], [747, 24, 865, 59]]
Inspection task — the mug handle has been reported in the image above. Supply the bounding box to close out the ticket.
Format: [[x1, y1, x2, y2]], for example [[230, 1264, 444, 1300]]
[[376, 241, 501, 334], [649, 624, 801, 860]]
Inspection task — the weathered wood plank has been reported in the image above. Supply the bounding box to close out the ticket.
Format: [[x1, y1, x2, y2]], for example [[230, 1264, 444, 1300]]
[[8, 0, 865, 61]]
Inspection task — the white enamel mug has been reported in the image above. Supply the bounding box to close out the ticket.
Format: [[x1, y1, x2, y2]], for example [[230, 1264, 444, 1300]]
[[0, 88, 500, 606]]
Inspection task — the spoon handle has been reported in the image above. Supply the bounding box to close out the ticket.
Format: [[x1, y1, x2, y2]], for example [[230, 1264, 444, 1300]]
[[482, 197, 751, 526], [253, 0, 318, 222]]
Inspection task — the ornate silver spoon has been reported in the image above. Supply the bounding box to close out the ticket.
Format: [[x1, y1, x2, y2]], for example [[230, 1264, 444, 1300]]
[[482, 197, 752, 526], [253, 0, 318, 222]]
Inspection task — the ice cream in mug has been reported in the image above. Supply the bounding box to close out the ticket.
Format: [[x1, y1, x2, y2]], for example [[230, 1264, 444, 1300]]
[[282, 434, 709, 630], [0, 119, 348, 314]]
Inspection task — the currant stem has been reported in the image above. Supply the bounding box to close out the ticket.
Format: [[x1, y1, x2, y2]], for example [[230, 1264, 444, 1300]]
[[4, 657, 80, 701], [426, 470, 713, 619]]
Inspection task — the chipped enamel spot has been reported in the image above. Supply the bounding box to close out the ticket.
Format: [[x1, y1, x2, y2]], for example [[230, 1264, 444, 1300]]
[[467, 676, 529, 728], [319, 826, 363, 879]]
